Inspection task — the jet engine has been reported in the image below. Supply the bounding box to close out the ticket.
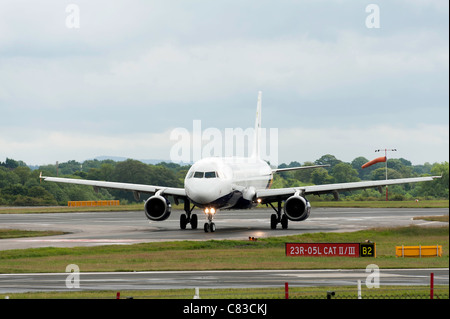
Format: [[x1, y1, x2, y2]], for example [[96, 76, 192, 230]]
[[144, 194, 171, 221], [283, 195, 311, 221]]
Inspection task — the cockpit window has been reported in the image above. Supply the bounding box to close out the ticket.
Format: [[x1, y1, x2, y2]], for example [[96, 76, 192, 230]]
[[190, 171, 219, 178], [204, 171, 216, 178], [193, 171, 204, 178]]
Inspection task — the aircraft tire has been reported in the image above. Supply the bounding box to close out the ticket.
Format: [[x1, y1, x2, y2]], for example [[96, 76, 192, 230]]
[[180, 214, 187, 230], [281, 214, 288, 229], [191, 214, 198, 230], [270, 214, 278, 230]]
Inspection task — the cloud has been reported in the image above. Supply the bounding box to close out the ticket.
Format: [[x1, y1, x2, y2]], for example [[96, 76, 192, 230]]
[[0, 1, 448, 165], [278, 123, 449, 165], [0, 127, 173, 165], [1, 122, 447, 166], [66, 28, 449, 107]]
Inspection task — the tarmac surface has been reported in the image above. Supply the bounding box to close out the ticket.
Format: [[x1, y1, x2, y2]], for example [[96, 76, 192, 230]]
[[0, 207, 448, 250]]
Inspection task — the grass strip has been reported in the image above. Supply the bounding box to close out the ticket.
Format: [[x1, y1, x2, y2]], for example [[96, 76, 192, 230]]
[[311, 200, 449, 208], [0, 229, 66, 239], [0, 203, 145, 214], [0, 285, 448, 299]]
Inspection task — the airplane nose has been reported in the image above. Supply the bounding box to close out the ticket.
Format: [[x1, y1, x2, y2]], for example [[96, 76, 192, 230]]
[[185, 179, 229, 205], [190, 191, 215, 205], [187, 184, 220, 204]]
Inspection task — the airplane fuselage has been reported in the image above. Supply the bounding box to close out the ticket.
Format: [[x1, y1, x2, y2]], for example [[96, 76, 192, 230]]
[[184, 157, 273, 210]]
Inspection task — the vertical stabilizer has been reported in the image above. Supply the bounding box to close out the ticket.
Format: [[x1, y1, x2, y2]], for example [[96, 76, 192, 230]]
[[251, 91, 262, 159]]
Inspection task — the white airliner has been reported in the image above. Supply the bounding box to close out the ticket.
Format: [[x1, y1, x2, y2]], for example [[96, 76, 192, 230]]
[[41, 92, 440, 232]]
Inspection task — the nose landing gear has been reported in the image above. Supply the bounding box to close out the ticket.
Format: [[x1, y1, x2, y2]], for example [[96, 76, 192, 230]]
[[203, 207, 217, 232], [179, 200, 218, 232]]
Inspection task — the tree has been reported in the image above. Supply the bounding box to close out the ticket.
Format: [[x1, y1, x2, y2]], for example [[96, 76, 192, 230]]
[[331, 162, 360, 183], [293, 161, 316, 184], [352, 156, 371, 180], [387, 159, 413, 177], [108, 159, 180, 202], [311, 168, 334, 185], [13, 166, 31, 185], [413, 162, 432, 175], [0, 167, 20, 188], [87, 163, 115, 181], [112, 159, 152, 184], [58, 160, 83, 175], [371, 168, 402, 180], [0, 158, 20, 169], [315, 154, 342, 170], [415, 162, 449, 199]]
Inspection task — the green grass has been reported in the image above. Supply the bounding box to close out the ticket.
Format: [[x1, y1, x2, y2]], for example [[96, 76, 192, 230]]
[[311, 199, 449, 208], [0, 229, 66, 239], [0, 203, 145, 214], [414, 215, 449, 222], [0, 225, 447, 273]]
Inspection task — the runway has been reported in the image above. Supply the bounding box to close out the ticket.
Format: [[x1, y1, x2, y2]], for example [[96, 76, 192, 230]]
[[0, 268, 448, 294], [0, 207, 448, 250]]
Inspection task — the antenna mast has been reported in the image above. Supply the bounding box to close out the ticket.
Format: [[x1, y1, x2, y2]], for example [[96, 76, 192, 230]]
[[375, 148, 397, 201]]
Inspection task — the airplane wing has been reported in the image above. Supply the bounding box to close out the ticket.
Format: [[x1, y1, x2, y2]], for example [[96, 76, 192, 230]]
[[272, 164, 330, 173], [40, 174, 186, 198], [256, 176, 441, 203]]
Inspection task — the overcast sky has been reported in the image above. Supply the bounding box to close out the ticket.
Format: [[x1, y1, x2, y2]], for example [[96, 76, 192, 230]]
[[0, 0, 448, 166]]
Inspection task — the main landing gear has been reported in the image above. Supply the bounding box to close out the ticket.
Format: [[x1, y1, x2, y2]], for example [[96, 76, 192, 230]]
[[268, 201, 288, 230], [180, 200, 198, 230]]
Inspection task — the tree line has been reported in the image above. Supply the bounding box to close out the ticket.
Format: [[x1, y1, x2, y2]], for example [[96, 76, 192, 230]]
[[273, 155, 448, 201], [0, 155, 448, 206]]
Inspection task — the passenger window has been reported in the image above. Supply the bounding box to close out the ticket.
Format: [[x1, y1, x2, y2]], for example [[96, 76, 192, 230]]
[[194, 171, 204, 178], [205, 171, 216, 178]]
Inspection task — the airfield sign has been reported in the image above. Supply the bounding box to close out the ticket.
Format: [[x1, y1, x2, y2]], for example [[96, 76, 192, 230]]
[[286, 243, 376, 258]]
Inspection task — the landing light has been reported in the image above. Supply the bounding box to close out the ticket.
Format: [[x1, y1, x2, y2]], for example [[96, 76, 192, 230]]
[[204, 207, 216, 215]]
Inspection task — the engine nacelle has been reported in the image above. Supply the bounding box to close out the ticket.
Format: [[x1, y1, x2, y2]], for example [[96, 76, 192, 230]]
[[284, 195, 311, 221], [144, 195, 171, 221]]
